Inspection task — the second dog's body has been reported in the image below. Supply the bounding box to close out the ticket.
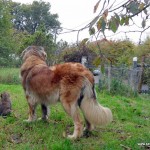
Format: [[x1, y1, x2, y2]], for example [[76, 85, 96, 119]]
[[0, 92, 11, 116]]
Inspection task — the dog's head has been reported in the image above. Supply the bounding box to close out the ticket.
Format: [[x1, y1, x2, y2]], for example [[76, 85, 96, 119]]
[[21, 46, 47, 61]]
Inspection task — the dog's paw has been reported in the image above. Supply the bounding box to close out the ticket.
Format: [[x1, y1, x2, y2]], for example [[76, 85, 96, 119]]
[[37, 117, 42, 121], [23, 119, 35, 123], [67, 135, 77, 140], [38, 116, 49, 122], [83, 125, 95, 131]]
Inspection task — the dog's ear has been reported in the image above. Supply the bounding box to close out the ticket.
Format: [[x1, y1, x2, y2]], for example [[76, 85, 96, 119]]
[[20, 49, 27, 58], [42, 50, 47, 60], [20, 46, 32, 58], [38, 46, 44, 51], [37, 46, 47, 60]]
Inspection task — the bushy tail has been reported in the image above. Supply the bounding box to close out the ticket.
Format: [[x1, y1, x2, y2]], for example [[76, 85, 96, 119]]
[[80, 78, 113, 126]]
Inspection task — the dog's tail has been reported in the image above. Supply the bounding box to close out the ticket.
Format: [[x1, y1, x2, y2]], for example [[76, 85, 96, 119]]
[[79, 78, 113, 126]]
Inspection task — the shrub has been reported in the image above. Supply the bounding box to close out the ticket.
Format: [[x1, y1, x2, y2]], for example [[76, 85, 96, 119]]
[[98, 78, 138, 97]]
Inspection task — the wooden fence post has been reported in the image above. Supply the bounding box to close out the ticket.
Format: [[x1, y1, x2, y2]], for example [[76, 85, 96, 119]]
[[138, 55, 145, 93], [108, 66, 111, 92]]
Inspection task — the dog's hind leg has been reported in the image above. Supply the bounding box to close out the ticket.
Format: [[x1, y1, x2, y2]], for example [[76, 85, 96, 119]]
[[61, 101, 83, 139], [40, 104, 49, 121], [83, 119, 95, 137], [24, 95, 37, 122]]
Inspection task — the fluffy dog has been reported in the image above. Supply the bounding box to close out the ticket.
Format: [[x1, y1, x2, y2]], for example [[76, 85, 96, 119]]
[[20, 46, 112, 139], [0, 92, 11, 116]]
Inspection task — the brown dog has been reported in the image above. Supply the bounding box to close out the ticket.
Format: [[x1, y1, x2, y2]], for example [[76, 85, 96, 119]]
[[20, 46, 112, 139], [0, 92, 11, 116]]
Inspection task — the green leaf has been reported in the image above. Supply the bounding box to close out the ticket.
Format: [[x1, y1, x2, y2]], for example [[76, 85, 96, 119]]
[[114, 13, 120, 24], [109, 16, 119, 33], [93, 56, 101, 67], [89, 27, 95, 35], [120, 16, 125, 26], [101, 18, 106, 32], [97, 19, 102, 30], [125, 17, 129, 25], [101, 63, 105, 74], [81, 38, 89, 45], [128, 1, 139, 15]]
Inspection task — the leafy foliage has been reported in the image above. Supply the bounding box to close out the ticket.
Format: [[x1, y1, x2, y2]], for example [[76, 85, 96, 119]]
[[92, 0, 150, 35], [135, 38, 150, 88], [88, 39, 135, 66], [11, 1, 60, 34], [0, 0, 61, 67], [0, 0, 15, 66]]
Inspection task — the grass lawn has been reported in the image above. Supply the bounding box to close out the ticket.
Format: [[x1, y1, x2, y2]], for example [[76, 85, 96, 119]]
[[0, 68, 20, 84], [0, 84, 150, 150]]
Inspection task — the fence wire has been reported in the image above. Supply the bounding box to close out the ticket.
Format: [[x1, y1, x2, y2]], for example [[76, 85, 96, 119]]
[[98, 66, 149, 94]]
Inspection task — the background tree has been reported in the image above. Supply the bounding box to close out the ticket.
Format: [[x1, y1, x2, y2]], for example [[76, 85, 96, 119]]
[[135, 37, 150, 91], [11, 1, 60, 35], [0, 0, 61, 67], [21, 24, 56, 65], [0, 0, 15, 66], [10, 0, 61, 65]]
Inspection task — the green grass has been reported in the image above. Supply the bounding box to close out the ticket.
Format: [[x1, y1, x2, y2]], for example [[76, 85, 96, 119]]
[[0, 68, 20, 84], [0, 84, 150, 150]]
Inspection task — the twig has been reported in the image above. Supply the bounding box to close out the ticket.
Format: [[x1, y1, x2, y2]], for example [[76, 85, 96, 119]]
[[120, 144, 132, 150]]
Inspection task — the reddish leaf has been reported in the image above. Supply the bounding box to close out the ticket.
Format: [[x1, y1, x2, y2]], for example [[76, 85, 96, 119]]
[[102, 9, 108, 20], [97, 19, 102, 30], [97, 17, 106, 32], [139, 3, 145, 10], [94, 0, 101, 13]]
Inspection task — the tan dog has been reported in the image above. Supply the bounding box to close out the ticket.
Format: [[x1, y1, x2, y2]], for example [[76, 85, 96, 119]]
[[20, 46, 112, 139]]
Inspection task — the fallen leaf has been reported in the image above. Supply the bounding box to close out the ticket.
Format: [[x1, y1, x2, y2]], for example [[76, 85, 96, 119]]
[[10, 133, 22, 144]]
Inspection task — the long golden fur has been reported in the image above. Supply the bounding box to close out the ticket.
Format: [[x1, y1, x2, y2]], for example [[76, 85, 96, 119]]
[[20, 46, 112, 139]]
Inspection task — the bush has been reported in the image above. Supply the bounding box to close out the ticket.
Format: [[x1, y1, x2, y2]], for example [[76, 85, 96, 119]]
[[98, 78, 138, 97]]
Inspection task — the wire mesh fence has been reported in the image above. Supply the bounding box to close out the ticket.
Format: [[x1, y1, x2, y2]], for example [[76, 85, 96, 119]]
[[97, 66, 149, 95]]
